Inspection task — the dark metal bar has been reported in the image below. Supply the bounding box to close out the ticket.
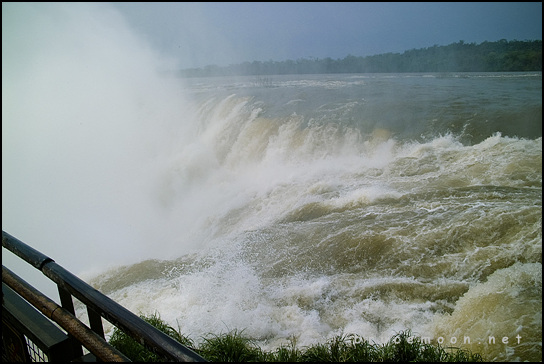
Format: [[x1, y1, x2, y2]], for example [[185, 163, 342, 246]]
[[2, 231, 207, 362], [2, 266, 131, 362], [58, 286, 76, 314], [2, 231, 53, 269], [88, 306, 106, 339], [57, 286, 85, 358], [42, 261, 206, 362]]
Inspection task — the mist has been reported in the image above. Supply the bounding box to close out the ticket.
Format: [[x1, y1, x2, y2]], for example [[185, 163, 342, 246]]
[[2, 3, 199, 279]]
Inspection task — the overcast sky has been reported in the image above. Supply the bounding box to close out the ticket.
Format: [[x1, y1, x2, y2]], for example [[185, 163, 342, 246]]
[[109, 2, 543, 69]]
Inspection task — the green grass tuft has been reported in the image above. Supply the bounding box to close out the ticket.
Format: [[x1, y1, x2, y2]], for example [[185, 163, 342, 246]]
[[108, 314, 483, 362], [198, 329, 262, 362], [108, 312, 194, 362]]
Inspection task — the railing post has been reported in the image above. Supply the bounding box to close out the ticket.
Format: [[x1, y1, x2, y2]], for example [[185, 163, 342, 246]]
[[57, 286, 85, 358], [3, 230, 208, 362], [3, 266, 131, 362], [88, 306, 105, 339]]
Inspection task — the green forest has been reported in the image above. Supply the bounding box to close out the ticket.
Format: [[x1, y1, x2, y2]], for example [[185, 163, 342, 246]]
[[180, 39, 542, 77]]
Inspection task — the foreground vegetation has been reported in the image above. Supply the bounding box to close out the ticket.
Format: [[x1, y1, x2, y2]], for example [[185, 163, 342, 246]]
[[108, 313, 483, 362]]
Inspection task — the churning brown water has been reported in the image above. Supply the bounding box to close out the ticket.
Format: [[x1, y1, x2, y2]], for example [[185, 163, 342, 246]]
[[86, 73, 542, 361]]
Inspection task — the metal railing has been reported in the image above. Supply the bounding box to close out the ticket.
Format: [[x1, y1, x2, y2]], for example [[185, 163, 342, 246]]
[[2, 230, 207, 362]]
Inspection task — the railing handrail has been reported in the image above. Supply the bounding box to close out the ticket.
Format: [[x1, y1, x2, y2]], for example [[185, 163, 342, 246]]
[[2, 230, 207, 362], [2, 266, 131, 362]]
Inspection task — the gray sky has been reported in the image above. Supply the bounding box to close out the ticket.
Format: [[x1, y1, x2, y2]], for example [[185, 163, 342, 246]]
[[110, 2, 543, 69]]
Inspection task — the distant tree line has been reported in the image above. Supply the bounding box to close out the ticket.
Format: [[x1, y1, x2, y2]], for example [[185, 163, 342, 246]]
[[180, 39, 542, 77]]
